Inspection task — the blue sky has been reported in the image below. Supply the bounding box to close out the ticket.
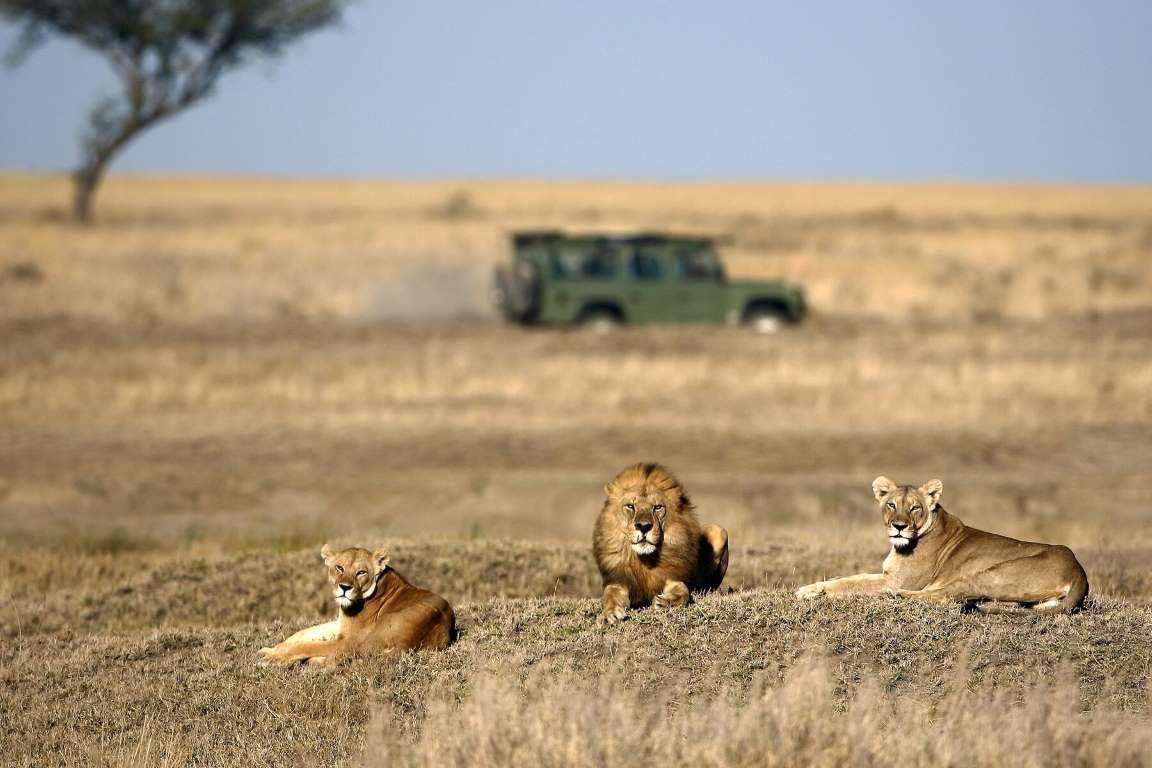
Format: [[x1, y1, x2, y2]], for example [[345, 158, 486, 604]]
[[1, 1, 1150, 181]]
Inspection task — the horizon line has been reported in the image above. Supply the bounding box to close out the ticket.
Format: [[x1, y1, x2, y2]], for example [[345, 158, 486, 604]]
[[2, 170, 1151, 190]]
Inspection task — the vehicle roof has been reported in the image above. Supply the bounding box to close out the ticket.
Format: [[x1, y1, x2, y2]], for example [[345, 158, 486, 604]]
[[512, 230, 715, 246]]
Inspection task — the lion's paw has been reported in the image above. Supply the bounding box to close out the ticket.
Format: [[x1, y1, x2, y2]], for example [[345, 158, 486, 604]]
[[654, 592, 688, 610], [795, 582, 826, 600], [600, 605, 628, 626]]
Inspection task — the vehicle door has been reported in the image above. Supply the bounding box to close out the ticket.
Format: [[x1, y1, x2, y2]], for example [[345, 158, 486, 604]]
[[543, 238, 623, 322], [673, 243, 727, 323], [622, 241, 679, 323]]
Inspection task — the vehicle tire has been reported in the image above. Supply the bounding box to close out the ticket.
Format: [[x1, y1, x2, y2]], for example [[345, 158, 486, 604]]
[[493, 261, 540, 322], [578, 307, 623, 332], [743, 306, 786, 334]]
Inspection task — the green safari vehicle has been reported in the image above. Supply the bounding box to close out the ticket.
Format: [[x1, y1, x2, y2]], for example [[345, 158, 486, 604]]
[[493, 231, 806, 331]]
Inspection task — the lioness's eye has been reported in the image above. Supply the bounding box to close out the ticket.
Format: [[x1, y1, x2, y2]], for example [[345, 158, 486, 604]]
[[356, 570, 367, 577], [653, 505, 664, 513], [910, 505, 921, 513], [886, 501, 896, 510], [335, 565, 344, 573], [624, 503, 635, 512]]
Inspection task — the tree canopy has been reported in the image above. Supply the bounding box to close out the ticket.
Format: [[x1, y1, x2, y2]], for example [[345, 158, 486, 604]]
[[1, 0, 349, 221]]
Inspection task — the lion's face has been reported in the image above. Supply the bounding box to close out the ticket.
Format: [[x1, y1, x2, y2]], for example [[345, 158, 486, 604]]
[[616, 488, 672, 555], [872, 476, 943, 553], [319, 544, 390, 612], [603, 463, 687, 558]]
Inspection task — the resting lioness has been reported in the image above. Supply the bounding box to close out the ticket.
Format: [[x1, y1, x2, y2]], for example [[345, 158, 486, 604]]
[[258, 544, 455, 667], [795, 476, 1088, 613], [593, 462, 729, 625]]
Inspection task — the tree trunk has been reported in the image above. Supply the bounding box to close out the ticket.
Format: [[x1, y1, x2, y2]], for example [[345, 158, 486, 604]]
[[70, 116, 150, 224], [68, 61, 204, 223], [72, 162, 106, 224]]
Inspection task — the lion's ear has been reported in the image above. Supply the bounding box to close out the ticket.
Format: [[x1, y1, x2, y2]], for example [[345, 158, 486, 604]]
[[872, 476, 896, 502], [320, 543, 336, 564], [918, 479, 943, 511], [604, 482, 618, 498], [372, 547, 390, 572]]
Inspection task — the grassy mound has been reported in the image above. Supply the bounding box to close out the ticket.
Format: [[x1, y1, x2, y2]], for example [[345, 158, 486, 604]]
[[3, 546, 1151, 767]]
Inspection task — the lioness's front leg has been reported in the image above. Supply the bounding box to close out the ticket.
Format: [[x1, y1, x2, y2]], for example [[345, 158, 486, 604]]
[[654, 580, 690, 609], [601, 583, 630, 625], [796, 573, 888, 599], [282, 620, 340, 645], [258, 638, 344, 667]]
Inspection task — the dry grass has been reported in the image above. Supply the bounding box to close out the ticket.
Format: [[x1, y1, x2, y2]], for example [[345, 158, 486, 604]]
[[2, 319, 1151, 432], [5, 568, 1152, 767], [367, 658, 1152, 768], [2, 174, 1152, 325], [1, 174, 1151, 766]]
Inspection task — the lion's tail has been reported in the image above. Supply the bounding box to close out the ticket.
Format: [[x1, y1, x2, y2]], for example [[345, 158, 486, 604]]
[[1061, 563, 1090, 614], [1030, 562, 1090, 615]]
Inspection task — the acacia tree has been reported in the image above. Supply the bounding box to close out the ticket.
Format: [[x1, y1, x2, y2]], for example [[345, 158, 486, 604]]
[[1, 0, 348, 222]]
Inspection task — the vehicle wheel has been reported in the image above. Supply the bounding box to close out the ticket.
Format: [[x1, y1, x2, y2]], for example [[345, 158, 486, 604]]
[[744, 307, 786, 334], [493, 261, 540, 322], [579, 308, 623, 332]]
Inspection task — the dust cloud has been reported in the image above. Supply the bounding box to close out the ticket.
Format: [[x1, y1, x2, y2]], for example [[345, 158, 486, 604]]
[[365, 263, 495, 324]]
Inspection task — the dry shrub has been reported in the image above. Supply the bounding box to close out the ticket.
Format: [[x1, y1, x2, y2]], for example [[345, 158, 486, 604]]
[[364, 658, 1152, 768]]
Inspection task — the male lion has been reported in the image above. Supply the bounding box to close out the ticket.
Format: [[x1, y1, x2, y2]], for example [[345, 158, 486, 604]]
[[795, 476, 1089, 613], [258, 544, 455, 667], [593, 463, 729, 625]]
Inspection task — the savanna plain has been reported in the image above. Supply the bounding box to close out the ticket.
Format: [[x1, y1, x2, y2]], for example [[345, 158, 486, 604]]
[[1, 176, 1152, 767]]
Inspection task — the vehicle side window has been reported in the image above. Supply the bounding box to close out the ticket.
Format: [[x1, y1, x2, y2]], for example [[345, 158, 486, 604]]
[[583, 247, 619, 278], [549, 243, 620, 279], [629, 247, 664, 280], [678, 248, 721, 280], [550, 244, 585, 278]]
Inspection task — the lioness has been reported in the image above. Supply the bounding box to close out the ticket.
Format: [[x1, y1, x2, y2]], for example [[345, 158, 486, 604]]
[[593, 462, 729, 625], [796, 476, 1089, 613], [258, 544, 455, 667]]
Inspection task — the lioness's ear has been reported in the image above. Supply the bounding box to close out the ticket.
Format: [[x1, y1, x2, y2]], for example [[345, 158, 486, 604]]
[[320, 543, 336, 564], [872, 476, 896, 501], [372, 547, 390, 572], [919, 479, 943, 511], [604, 482, 617, 498]]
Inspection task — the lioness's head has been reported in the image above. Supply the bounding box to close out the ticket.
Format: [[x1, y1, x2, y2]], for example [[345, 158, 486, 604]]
[[320, 544, 390, 612], [604, 463, 689, 557], [872, 476, 943, 553]]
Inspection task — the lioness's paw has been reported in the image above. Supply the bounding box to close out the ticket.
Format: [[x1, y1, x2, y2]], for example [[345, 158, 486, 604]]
[[795, 583, 826, 600], [257, 647, 300, 667]]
